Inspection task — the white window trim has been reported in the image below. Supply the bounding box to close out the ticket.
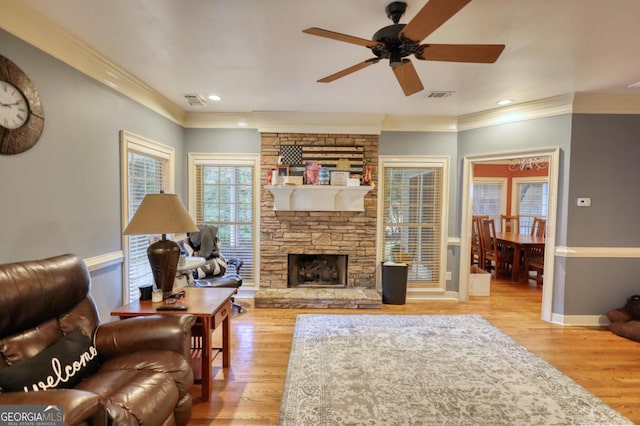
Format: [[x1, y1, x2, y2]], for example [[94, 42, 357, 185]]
[[187, 152, 260, 289], [120, 130, 175, 304], [376, 155, 450, 295], [510, 176, 549, 215]]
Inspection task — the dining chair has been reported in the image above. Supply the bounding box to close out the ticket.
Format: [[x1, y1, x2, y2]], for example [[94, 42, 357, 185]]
[[471, 216, 485, 266], [525, 217, 546, 284], [531, 217, 547, 237], [500, 214, 520, 234], [479, 218, 513, 278]]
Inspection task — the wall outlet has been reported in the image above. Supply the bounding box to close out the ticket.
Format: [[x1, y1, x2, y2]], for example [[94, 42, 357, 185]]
[[446, 271, 452, 280], [577, 197, 591, 207]]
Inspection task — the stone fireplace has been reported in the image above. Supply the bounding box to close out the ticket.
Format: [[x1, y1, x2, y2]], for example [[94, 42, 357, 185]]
[[259, 133, 379, 293], [288, 254, 348, 288]]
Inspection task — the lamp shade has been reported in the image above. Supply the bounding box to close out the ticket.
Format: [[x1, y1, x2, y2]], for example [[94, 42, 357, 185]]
[[123, 193, 198, 235]]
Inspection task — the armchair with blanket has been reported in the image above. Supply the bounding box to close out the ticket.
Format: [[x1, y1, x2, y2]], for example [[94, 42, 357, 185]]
[[0, 254, 196, 425]]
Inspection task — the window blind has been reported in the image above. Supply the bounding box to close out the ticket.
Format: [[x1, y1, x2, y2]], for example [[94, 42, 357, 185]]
[[194, 163, 255, 282], [126, 151, 169, 301], [516, 181, 548, 234], [382, 165, 444, 287], [472, 181, 505, 230]]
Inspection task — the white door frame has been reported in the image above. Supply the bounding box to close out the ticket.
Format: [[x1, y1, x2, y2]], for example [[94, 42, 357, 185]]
[[458, 147, 560, 322]]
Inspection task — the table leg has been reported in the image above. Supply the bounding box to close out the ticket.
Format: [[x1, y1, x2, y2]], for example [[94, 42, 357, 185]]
[[222, 307, 230, 368], [201, 317, 212, 401], [512, 245, 522, 282]]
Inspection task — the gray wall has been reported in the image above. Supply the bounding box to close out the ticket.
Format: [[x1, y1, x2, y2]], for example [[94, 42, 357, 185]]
[[0, 29, 184, 322], [563, 114, 640, 315], [458, 115, 573, 314], [184, 128, 260, 154]]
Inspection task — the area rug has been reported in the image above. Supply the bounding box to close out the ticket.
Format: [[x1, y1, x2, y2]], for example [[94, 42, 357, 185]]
[[278, 314, 632, 425]]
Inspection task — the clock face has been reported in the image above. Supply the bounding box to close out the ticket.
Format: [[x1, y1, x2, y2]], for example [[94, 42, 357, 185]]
[[0, 55, 45, 155], [0, 80, 29, 130]]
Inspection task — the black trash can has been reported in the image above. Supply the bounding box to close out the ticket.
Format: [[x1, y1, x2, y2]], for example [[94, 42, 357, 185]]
[[381, 262, 408, 305]]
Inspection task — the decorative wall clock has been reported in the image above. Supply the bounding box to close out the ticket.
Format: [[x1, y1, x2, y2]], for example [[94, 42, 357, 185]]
[[0, 54, 45, 155]]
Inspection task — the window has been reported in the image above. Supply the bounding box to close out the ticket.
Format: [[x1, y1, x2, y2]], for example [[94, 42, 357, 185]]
[[189, 154, 258, 284], [379, 157, 449, 289], [512, 178, 548, 234], [472, 178, 508, 229], [120, 131, 174, 304]]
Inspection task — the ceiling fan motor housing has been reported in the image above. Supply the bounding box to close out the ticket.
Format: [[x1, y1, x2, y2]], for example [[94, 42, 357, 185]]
[[372, 24, 420, 67]]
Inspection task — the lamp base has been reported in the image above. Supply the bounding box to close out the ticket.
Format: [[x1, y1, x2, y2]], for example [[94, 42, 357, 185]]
[[147, 238, 181, 299]]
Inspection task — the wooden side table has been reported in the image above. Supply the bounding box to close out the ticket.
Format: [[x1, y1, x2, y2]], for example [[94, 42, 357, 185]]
[[111, 286, 235, 401]]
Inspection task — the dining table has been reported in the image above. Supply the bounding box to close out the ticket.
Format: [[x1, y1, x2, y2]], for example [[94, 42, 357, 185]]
[[494, 232, 545, 282]]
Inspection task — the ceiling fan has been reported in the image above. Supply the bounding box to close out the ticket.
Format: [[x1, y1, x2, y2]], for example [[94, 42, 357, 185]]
[[303, 0, 505, 96]]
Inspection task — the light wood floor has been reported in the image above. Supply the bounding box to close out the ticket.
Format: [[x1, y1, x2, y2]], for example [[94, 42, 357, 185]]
[[188, 279, 640, 425]]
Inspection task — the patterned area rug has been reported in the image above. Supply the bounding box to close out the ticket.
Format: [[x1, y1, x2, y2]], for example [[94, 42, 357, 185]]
[[278, 314, 632, 426]]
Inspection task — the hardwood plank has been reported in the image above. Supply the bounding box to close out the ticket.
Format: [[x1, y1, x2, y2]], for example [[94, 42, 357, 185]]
[[189, 278, 640, 424]]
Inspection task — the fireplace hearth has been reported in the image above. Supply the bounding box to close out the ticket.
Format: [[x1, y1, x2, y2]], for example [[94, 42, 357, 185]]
[[288, 254, 348, 288]]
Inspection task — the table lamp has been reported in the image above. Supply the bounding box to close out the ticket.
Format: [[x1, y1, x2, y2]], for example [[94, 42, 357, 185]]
[[123, 192, 198, 299]]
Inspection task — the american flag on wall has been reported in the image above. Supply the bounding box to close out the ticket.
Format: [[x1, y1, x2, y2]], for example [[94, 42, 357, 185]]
[[279, 145, 365, 175]]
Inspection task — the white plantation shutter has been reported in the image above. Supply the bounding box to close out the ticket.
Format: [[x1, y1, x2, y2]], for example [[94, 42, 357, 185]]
[[381, 158, 448, 289], [192, 157, 257, 283], [121, 132, 174, 303]]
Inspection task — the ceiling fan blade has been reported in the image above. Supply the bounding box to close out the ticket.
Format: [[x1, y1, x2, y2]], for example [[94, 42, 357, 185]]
[[392, 60, 424, 96], [400, 0, 472, 43], [317, 58, 380, 83], [416, 43, 505, 63], [303, 27, 383, 48]]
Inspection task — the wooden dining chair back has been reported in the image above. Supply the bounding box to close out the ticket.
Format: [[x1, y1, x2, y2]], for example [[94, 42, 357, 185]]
[[471, 216, 485, 266], [500, 214, 520, 234], [479, 218, 513, 277], [531, 217, 547, 237]]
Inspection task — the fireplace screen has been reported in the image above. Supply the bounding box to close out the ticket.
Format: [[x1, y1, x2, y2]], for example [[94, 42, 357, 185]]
[[288, 254, 348, 288]]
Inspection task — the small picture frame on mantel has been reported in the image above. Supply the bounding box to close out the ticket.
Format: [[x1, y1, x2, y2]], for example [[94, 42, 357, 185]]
[[277, 165, 289, 177]]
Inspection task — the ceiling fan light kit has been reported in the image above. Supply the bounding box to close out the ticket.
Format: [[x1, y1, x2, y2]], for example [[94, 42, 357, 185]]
[[303, 0, 505, 97]]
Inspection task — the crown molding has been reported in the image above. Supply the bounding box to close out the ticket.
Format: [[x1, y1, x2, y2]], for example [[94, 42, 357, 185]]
[[380, 115, 458, 132], [184, 111, 387, 134], [0, 0, 186, 125], [457, 94, 575, 131]]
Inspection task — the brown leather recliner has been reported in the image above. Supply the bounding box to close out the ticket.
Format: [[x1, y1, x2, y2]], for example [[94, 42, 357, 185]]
[[0, 254, 196, 425]]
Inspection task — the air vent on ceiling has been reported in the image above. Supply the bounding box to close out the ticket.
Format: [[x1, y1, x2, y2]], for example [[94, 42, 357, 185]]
[[425, 91, 454, 98], [184, 94, 206, 106]]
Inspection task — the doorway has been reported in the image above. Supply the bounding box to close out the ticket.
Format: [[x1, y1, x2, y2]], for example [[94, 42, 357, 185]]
[[459, 148, 560, 322]]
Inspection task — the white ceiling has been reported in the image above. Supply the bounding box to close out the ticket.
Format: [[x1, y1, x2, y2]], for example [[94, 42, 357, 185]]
[[18, 0, 640, 118]]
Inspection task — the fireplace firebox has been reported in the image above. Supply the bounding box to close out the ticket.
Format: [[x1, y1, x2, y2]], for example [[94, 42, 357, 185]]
[[288, 254, 348, 288]]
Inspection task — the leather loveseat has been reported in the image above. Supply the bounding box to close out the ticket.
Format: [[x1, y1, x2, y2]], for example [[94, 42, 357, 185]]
[[0, 254, 196, 425]]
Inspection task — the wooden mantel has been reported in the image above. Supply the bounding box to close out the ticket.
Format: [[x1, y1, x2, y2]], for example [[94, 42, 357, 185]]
[[265, 185, 372, 211]]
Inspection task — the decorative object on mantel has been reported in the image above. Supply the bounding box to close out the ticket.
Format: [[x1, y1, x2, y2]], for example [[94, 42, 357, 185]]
[[362, 165, 372, 185], [304, 162, 321, 185], [318, 167, 330, 185]]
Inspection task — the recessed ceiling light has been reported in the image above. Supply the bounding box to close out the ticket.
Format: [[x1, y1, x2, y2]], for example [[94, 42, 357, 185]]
[[208, 94, 222, 101], [497, 99, 513, 106]]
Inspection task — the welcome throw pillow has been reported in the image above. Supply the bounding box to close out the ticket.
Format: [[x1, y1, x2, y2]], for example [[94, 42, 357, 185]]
[[0, 328, 100, 392]]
